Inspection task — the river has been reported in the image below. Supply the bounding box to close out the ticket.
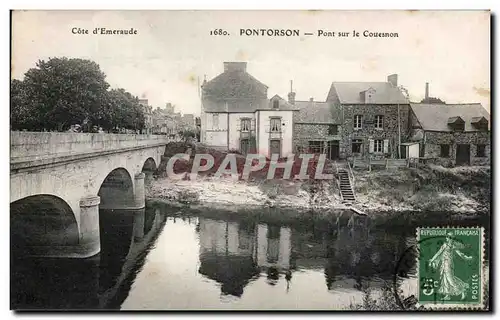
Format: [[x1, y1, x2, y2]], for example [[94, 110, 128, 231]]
[[10, 202, 490, 311]]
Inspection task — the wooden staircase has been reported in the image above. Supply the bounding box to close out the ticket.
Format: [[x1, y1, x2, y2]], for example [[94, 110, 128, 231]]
[[338, 168, 356, 202]]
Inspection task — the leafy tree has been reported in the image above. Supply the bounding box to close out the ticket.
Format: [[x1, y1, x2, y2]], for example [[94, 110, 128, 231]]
[[102, 88, 145, 132], [10, 79, 38, 130], [10, 57, 147, 133], [179, 128, 196, 141], [18, 57, 110, 131]]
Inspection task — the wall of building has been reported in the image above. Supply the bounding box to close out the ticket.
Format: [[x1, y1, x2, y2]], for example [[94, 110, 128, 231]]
[[339, 104, 410, 159], [293, 123, 342, 152], [204, 112, 229, 147], [423, 131, 490, 166], [256, 110, 294, 158], [228, 113, 255, 150]]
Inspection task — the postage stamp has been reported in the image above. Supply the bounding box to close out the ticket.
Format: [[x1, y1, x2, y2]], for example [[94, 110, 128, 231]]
[[417, 227, 485, 309]]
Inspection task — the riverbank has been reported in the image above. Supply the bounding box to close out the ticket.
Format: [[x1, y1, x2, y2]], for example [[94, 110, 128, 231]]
[[147, 164, 489, 217], [149, 142, 489, 220]]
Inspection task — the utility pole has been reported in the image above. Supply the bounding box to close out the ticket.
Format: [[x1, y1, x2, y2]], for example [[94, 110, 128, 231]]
[[397, 85, 410, 159], [397, 103, 401, 159]]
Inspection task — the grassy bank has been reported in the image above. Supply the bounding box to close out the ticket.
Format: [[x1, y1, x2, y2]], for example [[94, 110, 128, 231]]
[[354, 164, 490, 214], [151, 142, 490, 220]]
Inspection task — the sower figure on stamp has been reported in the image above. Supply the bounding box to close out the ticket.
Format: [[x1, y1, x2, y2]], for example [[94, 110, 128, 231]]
[[428, 233, 473, 301]]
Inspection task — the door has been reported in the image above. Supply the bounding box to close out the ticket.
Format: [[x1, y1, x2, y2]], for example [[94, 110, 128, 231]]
[[456, 144, 470, 165], [400, 145, 407, 159], [269, 139, 281, 158], [240, 139, 249, 155], [328, 141, 340, 160]]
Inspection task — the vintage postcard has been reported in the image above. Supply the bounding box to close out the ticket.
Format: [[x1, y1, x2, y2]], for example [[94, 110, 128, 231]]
[[10, 10, 491, 311]]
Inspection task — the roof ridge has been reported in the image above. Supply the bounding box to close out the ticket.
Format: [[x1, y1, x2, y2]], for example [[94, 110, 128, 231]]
[[332, 81, 389, 84], [410, 102, 483, 106]]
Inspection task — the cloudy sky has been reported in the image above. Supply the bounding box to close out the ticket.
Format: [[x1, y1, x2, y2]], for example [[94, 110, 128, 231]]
[[11, 10, 490, 115]]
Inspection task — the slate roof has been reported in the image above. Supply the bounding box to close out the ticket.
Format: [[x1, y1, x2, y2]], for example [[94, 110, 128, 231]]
[[410, 103, 490, 132], [329, 82, 408, 104], [294, 100, 340, 124], [202, 69, 268, 99], [202, 95, 298, 113]]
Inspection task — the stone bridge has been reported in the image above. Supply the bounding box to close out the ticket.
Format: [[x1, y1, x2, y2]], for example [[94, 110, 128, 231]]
[[10, 131, 169, 258]]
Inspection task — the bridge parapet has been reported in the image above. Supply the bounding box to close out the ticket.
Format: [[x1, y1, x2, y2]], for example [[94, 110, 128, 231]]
[[11, 132, 169, 161]]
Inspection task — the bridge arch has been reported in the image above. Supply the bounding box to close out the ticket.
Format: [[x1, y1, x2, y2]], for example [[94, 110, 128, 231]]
[[98, 168, 135, 209], [11, 194, 79, 257], [142, 157, 157, 172], [141, 157, 157, 186]]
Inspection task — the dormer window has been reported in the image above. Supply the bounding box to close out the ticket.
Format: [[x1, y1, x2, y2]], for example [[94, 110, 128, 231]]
[[360, 87, 376, 104], [447, 116, 465, 132], [273, 99, 279, 109], [471, 117, 489, 131]]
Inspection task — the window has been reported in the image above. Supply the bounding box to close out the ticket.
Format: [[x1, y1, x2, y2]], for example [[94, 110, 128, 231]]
[[453, 123, 465, 132], [440, 144, 450, 158], [273, 100, 279, 109], [270, 118, 281, 132], [375, 115, 384, 129], [241, 118, 250, 132], [328, 124, 338, 135], [352, 139, 363, 154], [374, 139, 383, 153], [213, 114, 219, 129], [354, 115, 363, 130], [476, 144, 486, 157], [309, 141, 323, 154]]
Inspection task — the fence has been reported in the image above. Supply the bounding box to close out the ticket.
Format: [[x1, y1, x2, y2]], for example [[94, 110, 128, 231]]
[[351, 157, 419, 171]]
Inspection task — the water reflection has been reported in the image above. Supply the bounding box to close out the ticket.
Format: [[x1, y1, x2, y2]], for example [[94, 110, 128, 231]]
[[11, 202, 490, 310], [11, 206, 166, 310], [195, 216, 413, 299]]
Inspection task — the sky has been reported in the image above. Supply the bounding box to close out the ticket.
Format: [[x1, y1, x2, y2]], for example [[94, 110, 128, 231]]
[[11, 10, 490, 116]]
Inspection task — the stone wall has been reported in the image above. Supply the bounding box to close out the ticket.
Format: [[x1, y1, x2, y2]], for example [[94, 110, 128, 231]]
[[293, 123, 341, 152], [424, 131, 490, 166], [10, 131, 169, 159], [339, 104, 410, 159]]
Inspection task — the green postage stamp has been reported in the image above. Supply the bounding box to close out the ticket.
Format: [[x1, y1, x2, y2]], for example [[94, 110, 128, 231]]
[[417, 227, 485, 309]]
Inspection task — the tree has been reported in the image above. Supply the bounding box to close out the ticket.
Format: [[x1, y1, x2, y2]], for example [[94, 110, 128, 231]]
[[102, 88, 145, 133], [179, 128, 197, 141], [10, 79, 38, 130], [20, 57, 110, 131]]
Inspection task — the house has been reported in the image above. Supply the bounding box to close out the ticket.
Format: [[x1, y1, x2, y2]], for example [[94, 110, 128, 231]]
[[152, 107, 178, 138], [292, 95, 343, 160], [409, 102, 490, 166], [200, 62, 298, 157], [138, 98, 153, 134], [326, 74, 410, 160]]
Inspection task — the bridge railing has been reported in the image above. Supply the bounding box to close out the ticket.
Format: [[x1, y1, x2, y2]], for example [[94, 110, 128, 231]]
[[10, 131, 170, 160]]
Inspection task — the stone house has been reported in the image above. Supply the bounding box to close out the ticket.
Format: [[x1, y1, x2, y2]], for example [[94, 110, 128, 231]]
[[138, 98, 153, 134], [326, 74, 410, 160], [200, 62, 297, 158], [292, 96, 343, 160], [409, 103, 490, 166]]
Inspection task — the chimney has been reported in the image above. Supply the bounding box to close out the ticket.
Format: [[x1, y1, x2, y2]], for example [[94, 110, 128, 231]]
[[309, 97, 314, 102], [387, 74, 398, 87], [425, 82, 429, 99], [288, 80, 296, 105], [223, 62, 247, 73]]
